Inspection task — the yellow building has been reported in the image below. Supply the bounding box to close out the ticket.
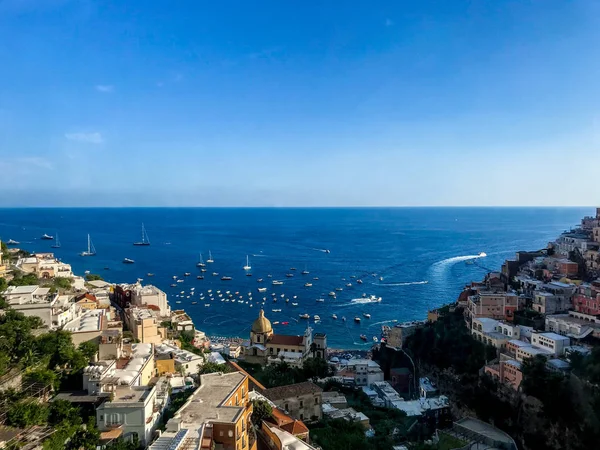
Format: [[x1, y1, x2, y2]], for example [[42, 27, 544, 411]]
[[158, 372, 257, 450], [156, 353, 176, 375], [76, 293, 98, 310], [125, 306, 167, 344]]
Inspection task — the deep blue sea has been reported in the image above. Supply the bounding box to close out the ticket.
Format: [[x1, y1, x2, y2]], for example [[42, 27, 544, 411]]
[[0, 207, 588, 348]]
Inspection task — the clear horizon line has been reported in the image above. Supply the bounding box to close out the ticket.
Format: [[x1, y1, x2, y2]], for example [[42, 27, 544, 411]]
[[0, 205, 594, 209]]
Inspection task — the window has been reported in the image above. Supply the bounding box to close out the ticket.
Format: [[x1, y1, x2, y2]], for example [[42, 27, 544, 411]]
[[99, 415, 104, 421], [315, 397, 319, 405], [256, 335, 260, 342], [300, 400, 303, 408], [285, 403, 289, 410], [220, 431, 224, 437], [300, 413, 304, 420], [284, 348, 288, 352], [277, 348, 280, 353]]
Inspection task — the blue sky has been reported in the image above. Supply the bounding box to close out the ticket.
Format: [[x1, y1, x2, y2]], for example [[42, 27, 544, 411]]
[[0, 0, 598, 206]]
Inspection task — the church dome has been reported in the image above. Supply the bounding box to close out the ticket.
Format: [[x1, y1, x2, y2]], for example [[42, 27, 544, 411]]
[[252, 309, 272, 334]]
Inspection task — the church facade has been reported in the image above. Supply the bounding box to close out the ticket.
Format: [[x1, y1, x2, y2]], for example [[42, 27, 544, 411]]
[[242, 309, 327, 366]]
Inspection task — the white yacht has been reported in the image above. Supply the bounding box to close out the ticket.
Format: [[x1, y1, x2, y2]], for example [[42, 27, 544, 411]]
[[80, 234, 97, 256]]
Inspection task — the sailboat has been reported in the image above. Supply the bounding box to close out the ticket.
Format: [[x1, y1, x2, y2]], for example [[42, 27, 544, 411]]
[[133, 223, 150, 246], [243, 255, 251, 271], [197, 253, 206, 268], [51, 232, 61, 248], [80, 234, 96, 256], [207, 251, 214, 263]]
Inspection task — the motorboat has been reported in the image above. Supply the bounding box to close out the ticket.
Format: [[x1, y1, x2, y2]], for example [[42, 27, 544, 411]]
[[304, 283, 313, 287], [325, 249, 331, 253], [282, 321, 289, 325], [357, 279, 363, 284], [335, 287, 343, 291], [170, 284, 177, 287], [197, 275, 204, 280], [299, 314, 310, 319], [41, 233, 54, 240], [184, 272, 191, 276], [272, 309, 282, 312], [316, 299, 325, 303], [379, 277, 384, 281], [221, 276, 232, 281], [243, 255, 251, 271], [332, 314, 338, 319], [273, 321, 280, 325], [301, 270, 309, 275], [192, 301, 197, 304], [258, 287, 267, 293], [346, 283, 352, 287], [328, 292, 336, 297], [342, 317, 346, 322], [246, 273, 252, 277], [313, 277, 319, 280], [290, 267, 296, 271], [272, 280, 284, 286], [363, 313, 371, 319], [201, 268, 207, 272], [360, 335, 367, 341], [123, 258, 135, 264], [257, 278, 263, 282], [314, 315, 320, 321], [212, 272, 219, 276], [176, 301, 182, 304], [147, 273, 155, 277], [286, 273, 294, 278], [354, 317, 361, 323], [177, 279, 184, 283], [292, 302, 298, 306], [6, 239, 19, 245]]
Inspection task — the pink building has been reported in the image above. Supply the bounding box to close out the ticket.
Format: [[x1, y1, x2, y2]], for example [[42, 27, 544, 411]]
[[484, 360, 523, 390], [573, 283, 600, 316]]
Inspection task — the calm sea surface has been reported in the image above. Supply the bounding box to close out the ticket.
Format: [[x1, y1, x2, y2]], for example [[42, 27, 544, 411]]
[[0, 207, 587, 348]]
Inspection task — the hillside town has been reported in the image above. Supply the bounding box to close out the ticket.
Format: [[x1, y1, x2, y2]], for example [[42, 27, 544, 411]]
[[1, 208, 600, 450]]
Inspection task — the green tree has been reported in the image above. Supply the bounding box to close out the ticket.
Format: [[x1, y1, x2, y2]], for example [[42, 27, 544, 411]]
[[198, 362, 230, 375], [48, 400, 82, 426], [78, 341, 99, 361], [250, 399, 272, 426], [8, 273, 38, 286], [24, 368, 59, 391], [0, 277, 8, 293], [53, 277, 73, 291], [7, 399, 49, 427], [85, 274, 104, 281], [302, 357, 333, 380]]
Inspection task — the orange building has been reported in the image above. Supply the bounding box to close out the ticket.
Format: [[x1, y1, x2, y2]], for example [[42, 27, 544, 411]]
[[159, 372, 256, 450], [484, 359, 523, 390]]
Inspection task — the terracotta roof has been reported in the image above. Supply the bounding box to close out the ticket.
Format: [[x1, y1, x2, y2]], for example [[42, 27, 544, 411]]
[[264, 382, 322, 401], [77, 293, 97, 302], [270, 407, 294, 426], [281, 420, 309, 436], [100, 428, 123, 440], [268, 334, 303, 346]]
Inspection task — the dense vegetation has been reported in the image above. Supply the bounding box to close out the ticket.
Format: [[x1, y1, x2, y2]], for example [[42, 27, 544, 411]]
[[85, 274, 104, 281], [237, 358, 333, 388], [393, 306, 600, 450]]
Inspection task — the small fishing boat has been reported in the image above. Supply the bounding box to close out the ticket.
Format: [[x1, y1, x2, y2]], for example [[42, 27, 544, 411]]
[[272, 309, 282, 312], [332, 314, 338, 319], [290, 267, 297, 271], [335, 287, 343, 291], [177, 279, 184, 283], [258, 287, 267, 293], [360, 335, 367, 341], [272, 280, 284, 286], [176, 301, 182, 304], [314, 315, 320, 321], [257, 278, 263, 282], [342, 316, 346, 322], [299, 313, 310, 319], [212, 272, 219, 276], [354, 317, 361, 323], [273, 321, 280, 325], [316, 298, 325, 303], [346, 283, 352, 287], [170, 284, 177, 287], [192, 301, 197, 304], [313, 277, 319, 280], [286, 273, 294, 278], [304, 282, 313, 287], [363, 313, 371, 318], [41, 233, 54, 240], [123, 258, 135, 264], [373, 336, 379, 343], [133, 223, 150, 246], [282, 321, 289, 325], [197, 275, 204, 280], [184, 272, 191, 276]]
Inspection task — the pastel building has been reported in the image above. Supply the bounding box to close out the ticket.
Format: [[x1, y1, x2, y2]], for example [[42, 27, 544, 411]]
[[485, 360, 523, 390], [573, 283, 600, 316], [466, 291, 523, 322]]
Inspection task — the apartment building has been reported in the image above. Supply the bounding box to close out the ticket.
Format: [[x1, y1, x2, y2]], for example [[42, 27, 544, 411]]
[[467, 291, 523, 322], [264, 382, 323, 422], [124, 306, 167, 344]]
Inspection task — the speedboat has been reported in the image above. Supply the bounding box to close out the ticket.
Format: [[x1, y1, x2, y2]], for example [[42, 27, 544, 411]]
[[267, 274, 273, 278], [346, 283, 352, 287], [272, 309, 282, 312], [201, 268, 207, 272], [301, 270, 309, 275], [357, 279, 363, 284], [325, 249, 331, 253], [147, 273, 155, 277], [212, 272, 219, 276], [177, 279, 184, 283], [192, 301, 197, 304], [41, 233, 54, 240], [273, 321, 280, 325], [316, 299, 325, 303], [314, 315, 321, 321], [282, 321, 289, 325], [170, 284, 177, 287], [299, 313, 310, 319], [292, 302, 298, 306], [6, 239, 19, 245], [221, 276, 232, 281], [479, 252, 487, 257], [335, 287, 343, 291], [197, 275, 204, 280], [258, 287, 267, 293], [328, 292, 336, 297], [183, 272, 190, 276], [176, 301, 182, 304], [123, 258, 135, 264], [332, 314, 337, 320], [246, 273, 252, 277], [286, 273, 294, 278], [379, 277, 384, 281], [354, 317, 361, 323], [272, 280, 284, 286], [290, 267, 297, 271], [304, 283, 313, 287], [257, 278, 263, 282], [313, 277, 319, 280], [363, 313, 371, 319]]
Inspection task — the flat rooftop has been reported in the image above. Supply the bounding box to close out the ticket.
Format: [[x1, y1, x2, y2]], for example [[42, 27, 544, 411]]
[[175, 372, 246, 426], [265, 423, 317, 450], [64, 309, 104, 333], [537, 332, 570, 341], [111, 385, 154, 404]]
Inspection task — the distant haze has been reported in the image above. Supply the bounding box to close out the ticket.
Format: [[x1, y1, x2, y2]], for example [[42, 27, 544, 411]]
[[0, 1, 599, 207]]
